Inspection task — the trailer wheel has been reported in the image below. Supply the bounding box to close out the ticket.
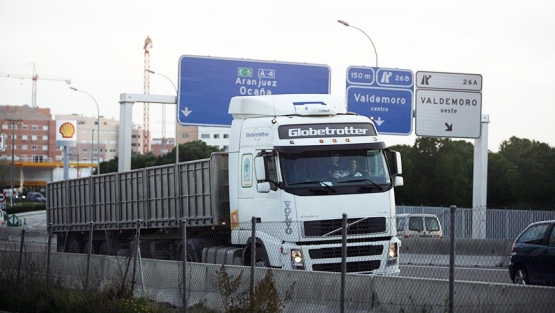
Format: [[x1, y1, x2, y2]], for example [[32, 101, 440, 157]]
[[99, 242, 111, 255], [67, 240, 82, 254], [84, 241, 96, 254], [255, 246, 270, 267]]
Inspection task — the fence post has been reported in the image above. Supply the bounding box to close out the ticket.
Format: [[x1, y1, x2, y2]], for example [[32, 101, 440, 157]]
[[131, 220, 141, 293], [340, 213, 347, 313], [250, 216, 256, 302], [449, 205, 457, 313], [16, 229, 25, 288], [46, 223, 52, 286], [181, 218, 187, 312], [86, 221, 94, 289]]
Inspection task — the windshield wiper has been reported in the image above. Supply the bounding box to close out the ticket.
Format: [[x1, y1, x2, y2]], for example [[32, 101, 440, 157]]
[[289, 181, 336, 193], [338, 178, 384, 190], [289, 181, 322, 186]]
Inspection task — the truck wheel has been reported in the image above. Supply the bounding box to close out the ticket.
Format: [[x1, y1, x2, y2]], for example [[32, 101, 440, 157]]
[[177, 245, 198, 262], [186, 245, 199, 262], [255, 246, 270, 267], [67, 240, 82, 254]]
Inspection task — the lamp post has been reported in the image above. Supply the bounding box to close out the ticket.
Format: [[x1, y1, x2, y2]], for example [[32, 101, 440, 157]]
[[145, 69, 179, 164], [70, 87, 101, 175], [337, 20, 379, 67], [90, 129, 95, 175], [68, 153, 81, 178]]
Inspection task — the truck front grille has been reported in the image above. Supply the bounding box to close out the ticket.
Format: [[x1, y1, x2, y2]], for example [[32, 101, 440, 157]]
[[304, 217, 386, 237], [312, 260, 381, 273], [308, 245, 383, 259]]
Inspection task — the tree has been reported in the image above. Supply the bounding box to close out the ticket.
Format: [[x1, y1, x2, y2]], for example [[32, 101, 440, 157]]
[[391, 138, 473, 207], [99, 140, 223, 174], [495, 136, 555, 208], [157, 140, 222, 165]]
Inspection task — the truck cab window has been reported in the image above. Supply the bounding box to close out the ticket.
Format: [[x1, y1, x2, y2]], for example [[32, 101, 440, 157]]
[[279, 148, 392, 196], [267, 155, 278, 190]]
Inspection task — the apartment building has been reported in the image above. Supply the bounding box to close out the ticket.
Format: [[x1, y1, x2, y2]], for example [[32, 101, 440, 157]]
[[0, 105, 61, 192], [178, 125, 230, 151], [0, 104, 230, 189]]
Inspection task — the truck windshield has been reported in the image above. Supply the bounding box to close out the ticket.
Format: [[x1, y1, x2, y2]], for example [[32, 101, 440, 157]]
[[279, 149, 392, 195]]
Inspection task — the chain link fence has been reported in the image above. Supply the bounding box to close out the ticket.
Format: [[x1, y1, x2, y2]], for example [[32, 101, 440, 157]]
[[1, 209, 555, 312]]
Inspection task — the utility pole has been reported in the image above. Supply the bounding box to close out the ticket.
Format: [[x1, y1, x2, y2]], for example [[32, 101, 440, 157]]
[[5, 118, 22, 207]]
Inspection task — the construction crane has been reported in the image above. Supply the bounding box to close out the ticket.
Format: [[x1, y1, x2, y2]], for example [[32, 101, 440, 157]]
[[143, 36, 152, 154], [0, 63, 71, 108]]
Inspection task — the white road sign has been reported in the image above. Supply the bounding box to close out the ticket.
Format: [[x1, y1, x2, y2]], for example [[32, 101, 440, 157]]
[[415, 89, 482, 138], [0, 192, 5, 203], [416, 71, 482, 91]]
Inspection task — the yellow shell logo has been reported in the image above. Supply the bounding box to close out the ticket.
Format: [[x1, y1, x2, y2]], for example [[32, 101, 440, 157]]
[[59, 122, 76, 139]]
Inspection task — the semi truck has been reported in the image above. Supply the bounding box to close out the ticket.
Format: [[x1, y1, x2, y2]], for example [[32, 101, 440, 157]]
[[46, 94, 404, 275]]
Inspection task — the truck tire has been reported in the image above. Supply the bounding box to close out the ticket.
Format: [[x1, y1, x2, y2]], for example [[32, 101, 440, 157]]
[[67, 240, 82, 254], [255, 246, 270, 267], [177, 244, 198, 262], [186, 245, 199, 262]]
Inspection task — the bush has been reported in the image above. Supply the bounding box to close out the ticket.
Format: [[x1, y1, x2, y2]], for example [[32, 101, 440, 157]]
[[3, 203, 45, 215]]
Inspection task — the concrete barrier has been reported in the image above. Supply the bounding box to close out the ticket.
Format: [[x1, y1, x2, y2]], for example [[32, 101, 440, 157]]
[[399, 238, 514, 267], [6, 250, 554, 313], [0, 226, 27, 240]]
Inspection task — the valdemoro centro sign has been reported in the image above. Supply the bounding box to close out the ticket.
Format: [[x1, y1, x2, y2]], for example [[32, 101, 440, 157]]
[[56, 120, 77, 147]]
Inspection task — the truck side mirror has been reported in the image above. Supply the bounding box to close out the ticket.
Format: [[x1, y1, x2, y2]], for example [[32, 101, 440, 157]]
[[254, 157, 266, 181], [389, 151, 403, 176]]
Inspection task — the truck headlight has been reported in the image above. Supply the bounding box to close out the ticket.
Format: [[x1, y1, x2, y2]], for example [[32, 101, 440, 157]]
[[387, 242, 398, 264], [291, 249, 305, 270]]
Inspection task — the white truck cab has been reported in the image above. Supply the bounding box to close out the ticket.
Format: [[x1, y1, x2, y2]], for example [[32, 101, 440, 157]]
[[227, 94, 403, 275]]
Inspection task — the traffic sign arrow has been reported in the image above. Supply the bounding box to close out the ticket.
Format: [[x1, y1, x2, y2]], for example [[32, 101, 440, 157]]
[[374, 117, 385, 126], [445, 123, 453, 131], [181, 107, 193, 117]]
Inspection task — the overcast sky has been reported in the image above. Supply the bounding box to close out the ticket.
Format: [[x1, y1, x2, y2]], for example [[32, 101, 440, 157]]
[[1, 0, 554, 152]]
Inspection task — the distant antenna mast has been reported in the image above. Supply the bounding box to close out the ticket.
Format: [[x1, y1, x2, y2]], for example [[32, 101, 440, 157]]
[[143, 36, 152, 154]]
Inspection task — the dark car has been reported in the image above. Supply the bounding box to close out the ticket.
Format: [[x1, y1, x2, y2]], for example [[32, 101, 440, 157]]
[[509, 220, 555, 285], [25, 192, 46, 202]]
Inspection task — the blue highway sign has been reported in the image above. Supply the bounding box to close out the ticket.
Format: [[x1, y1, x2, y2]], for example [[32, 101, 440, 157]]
[[178, 55, 331, 126], [346, 66, 414, 135]]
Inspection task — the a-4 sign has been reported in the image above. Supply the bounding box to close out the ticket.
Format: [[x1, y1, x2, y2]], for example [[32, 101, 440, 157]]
[[178, 55, 331, 126]]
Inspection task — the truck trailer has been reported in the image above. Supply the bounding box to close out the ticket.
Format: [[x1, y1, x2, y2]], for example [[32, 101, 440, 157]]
[[47, 94, 404, 275]]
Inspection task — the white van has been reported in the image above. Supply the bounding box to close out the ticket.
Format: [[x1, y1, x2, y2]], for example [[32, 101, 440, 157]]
[[396, 213, 443, 239]]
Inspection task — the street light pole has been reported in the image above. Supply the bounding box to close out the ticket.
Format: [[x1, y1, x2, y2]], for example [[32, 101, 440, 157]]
[[70, 87, 101, 175], [337, 20, 379, 67], [90, 129, 94, 175], [145, 69, 179, 164]]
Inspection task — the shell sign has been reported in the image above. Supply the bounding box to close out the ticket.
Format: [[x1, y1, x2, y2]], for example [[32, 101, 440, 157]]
[[56, 120, 77, 147]]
